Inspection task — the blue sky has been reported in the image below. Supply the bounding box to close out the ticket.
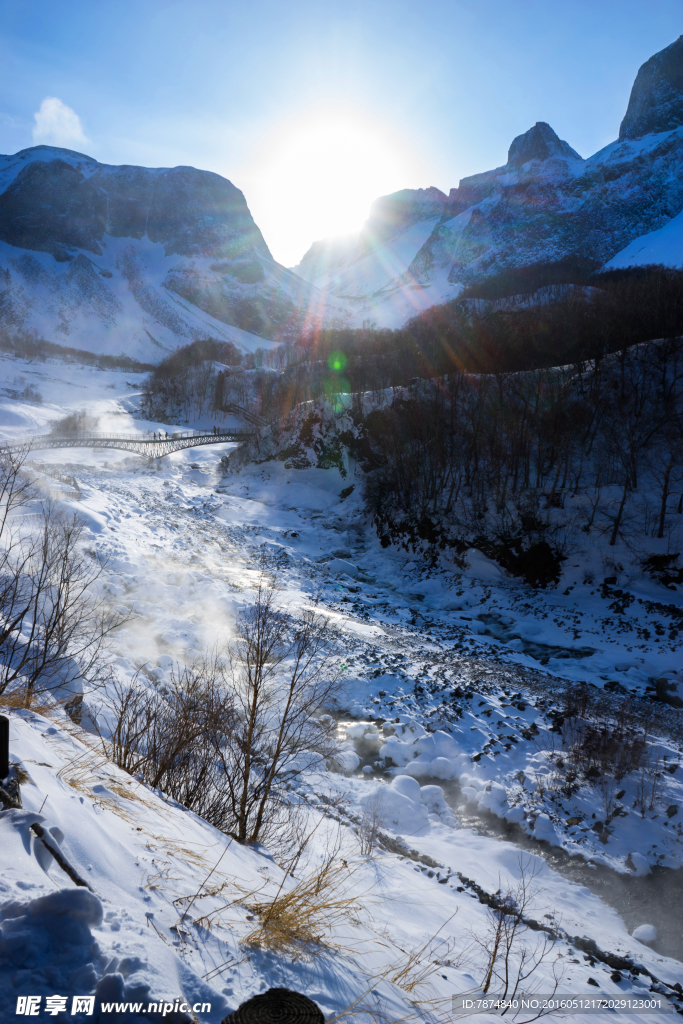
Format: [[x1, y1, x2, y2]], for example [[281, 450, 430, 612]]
[[1, 0, 681, 265]]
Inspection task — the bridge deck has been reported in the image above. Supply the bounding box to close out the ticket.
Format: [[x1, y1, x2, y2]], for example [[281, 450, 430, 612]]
[[0, 429, 255, 460]]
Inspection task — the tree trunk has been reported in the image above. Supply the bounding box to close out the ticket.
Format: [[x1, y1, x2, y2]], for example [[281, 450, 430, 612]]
[[657, 463, 672, 539], [610, 481, 630, 547]]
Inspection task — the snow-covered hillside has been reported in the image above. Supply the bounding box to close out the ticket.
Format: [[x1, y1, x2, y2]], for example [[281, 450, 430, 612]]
[[605, 208, 683, 270], [1, 353, 682, 1021], [292, 36, 683, 329], [0, 147, 350, 361]]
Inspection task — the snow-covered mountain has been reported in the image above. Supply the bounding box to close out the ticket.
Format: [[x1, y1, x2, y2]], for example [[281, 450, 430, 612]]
[[293, 36, 683, 327], [0, 147, 349, 361], [4, 35, 683, 356]]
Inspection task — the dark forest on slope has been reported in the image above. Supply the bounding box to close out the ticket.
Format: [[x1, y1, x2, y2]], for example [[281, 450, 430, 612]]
[[140, 265, 683, 589]]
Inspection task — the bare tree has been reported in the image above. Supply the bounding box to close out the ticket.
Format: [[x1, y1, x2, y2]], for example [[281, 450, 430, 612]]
[[214, 579, 341, 845]]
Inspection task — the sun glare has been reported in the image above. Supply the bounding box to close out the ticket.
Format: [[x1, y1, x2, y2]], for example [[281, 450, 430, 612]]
[[240, 111, 419, 267]]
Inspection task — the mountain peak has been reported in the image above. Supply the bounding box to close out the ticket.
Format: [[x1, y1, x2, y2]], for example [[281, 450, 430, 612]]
[[619, 35, 683, 141], [507, 122, 581, 169]]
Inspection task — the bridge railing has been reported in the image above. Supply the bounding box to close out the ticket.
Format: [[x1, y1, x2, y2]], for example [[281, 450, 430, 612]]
[[1, 428, 254, 447]]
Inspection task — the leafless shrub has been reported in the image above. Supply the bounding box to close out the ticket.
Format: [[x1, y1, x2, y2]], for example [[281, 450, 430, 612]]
[[358, 791, 388, 856], [473, 856, 560, 1009], [635, 752, 663, 817], [97, 581, 342, 849], [49, 410, 99, 437], [557, 685, 649, 783], [1, 453, 118, 704], [95, 661, 237, 831]]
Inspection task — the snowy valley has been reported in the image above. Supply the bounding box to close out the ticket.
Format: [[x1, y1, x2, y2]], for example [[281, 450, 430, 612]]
[[0, 351, 682, 1023]]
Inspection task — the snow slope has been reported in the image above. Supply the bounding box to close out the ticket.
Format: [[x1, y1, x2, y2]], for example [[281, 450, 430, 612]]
[[1, 355, 682, 1020], [604, 208, 683, 270], [0, 147, 351, 361], [0, 236, 278, 362]]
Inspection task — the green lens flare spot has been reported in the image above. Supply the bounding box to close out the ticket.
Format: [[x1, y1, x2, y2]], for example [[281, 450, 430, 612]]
[[328, 350, 347, 372]]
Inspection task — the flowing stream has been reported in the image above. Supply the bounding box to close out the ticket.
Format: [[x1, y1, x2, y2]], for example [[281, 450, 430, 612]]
[[337, 719, 683, 963]]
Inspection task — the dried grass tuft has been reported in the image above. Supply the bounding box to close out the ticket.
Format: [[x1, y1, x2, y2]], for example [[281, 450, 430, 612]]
[[238, 855, 366, 956], [0, 688, 59, 716], [383, 910, 459, 993]]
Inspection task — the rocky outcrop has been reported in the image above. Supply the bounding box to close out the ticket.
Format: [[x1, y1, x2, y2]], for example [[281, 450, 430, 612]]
[[619, 35, 683, 141], [293, 187, 448, 288], [360, 186, 449, 248], [506, 122, 582, 169], [0, 148, 271, 263]]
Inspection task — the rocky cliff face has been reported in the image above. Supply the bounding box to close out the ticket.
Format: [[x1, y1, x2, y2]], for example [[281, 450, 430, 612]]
[[5, 34, 683, 351], [0, 148, 347, 360], [619, 35, 683, 140], [293, 37, 683, 328], [0, 150, 270, 263]]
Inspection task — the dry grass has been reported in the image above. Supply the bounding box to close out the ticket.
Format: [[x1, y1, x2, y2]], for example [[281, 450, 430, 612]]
[[0, 688, 61, 716], [383, 910, 459, 993], [57, 746, 111, 786], [327, 978, 457, 1024], [237, 855, 369, 956]]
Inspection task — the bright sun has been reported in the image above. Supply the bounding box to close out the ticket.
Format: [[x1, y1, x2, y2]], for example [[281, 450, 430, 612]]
[[240, 112, 419, 267]]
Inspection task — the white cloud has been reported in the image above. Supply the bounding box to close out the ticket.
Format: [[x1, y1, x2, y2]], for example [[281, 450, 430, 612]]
[[32, 97, 89, 150]]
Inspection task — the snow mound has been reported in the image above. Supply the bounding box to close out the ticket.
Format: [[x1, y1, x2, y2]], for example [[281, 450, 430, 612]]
[[368, 777, 429, 831], [325, 557, 359, 578], [0, 888, 104, 1011]]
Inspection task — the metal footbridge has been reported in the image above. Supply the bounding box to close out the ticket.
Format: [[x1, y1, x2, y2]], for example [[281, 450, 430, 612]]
[[0, 428, 255, 460]]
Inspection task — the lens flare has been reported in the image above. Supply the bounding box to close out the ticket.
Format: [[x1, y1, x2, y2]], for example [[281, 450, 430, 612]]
[[327, 351, 347, 372]]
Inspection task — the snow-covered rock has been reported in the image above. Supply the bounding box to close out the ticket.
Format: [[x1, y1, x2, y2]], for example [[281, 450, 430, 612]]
[[474, 782, 508, 817], [391, 776, 422, 801], [627, 852, 652, 877], [335, 749, 361, 772], [632, 924, 658, 944], [415, 730, 460, 760], [326, 557, 359, 579], [419, 785, 449, 814], [375, 777, 429, 831], [532, 813, 561, 846], [503, 805, 526, 824]]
